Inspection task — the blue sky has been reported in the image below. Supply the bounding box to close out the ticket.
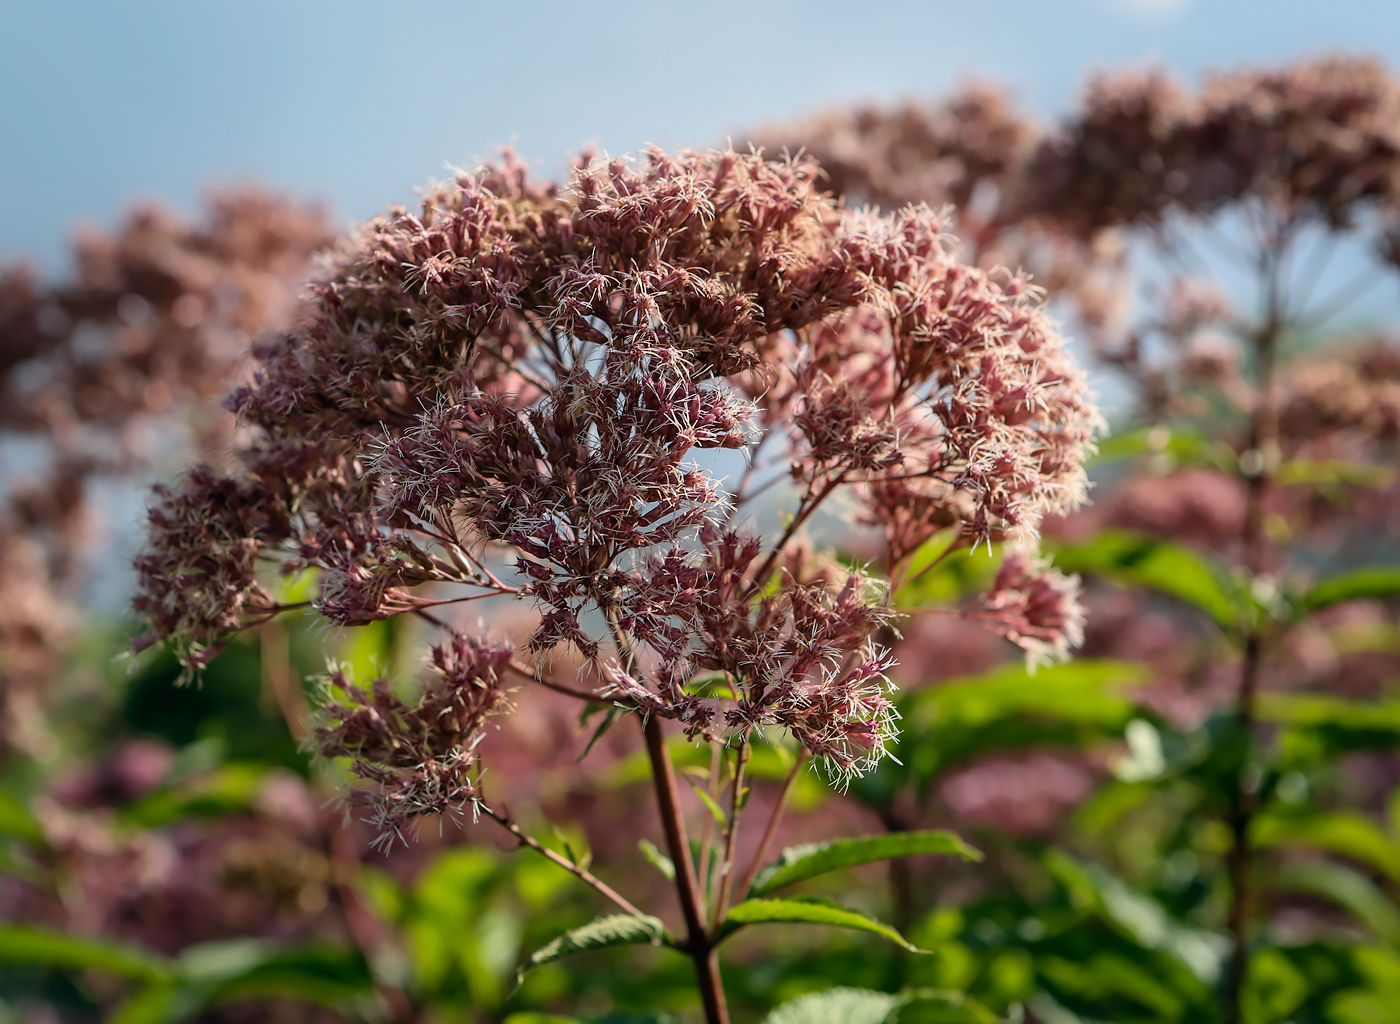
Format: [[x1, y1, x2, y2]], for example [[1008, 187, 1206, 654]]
[[5, 0, 1400, 269]]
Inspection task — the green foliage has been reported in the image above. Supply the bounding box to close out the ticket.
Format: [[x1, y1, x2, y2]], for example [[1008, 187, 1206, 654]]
[[722, 897, 925, 953], [856, 659, 1144, 807], [517, 916, 672, 987], [763, 986, 900, 1024], [1090, 426, 1237, 472], [1300, 566, 1400, 613], [0, 927, 373, 1022], [0, 927, 172, 982], [748, 831, 982, 898], [1049, 530, 1241, 630]]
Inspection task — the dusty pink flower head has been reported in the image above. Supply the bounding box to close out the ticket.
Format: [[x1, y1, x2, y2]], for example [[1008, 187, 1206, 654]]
[[969, 548, 1086, 669], [134, 146, 1097, 820]]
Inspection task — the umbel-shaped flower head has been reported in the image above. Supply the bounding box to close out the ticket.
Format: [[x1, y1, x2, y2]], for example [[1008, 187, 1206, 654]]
[[134, 147, 1098, 834]]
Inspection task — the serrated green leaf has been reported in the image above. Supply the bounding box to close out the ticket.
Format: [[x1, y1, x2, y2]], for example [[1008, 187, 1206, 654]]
[[0, 925, 173, 981], [763, 986, 900, 1024], [749, 830, 981, 898], [1301, 566, 1400, 613], [1049, 530, 1239, 629], [720, 897, 924, 952], [515, 915, 670, 986]]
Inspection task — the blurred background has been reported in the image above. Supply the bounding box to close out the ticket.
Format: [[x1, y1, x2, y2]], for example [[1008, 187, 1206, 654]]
[[8, 0, 1400, 269]]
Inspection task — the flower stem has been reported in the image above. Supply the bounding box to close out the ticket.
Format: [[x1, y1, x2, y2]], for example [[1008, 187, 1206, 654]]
[[480, 804, 648, 919], [735, 749, 808, 900], [643, 716, 729, 1024]]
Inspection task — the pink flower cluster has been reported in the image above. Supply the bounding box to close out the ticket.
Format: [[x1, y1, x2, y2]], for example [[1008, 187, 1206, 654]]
[[134, 147, 1097, 835], [313, 633, 513, 846]]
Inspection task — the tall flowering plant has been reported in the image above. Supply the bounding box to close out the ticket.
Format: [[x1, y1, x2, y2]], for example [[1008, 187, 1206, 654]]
[[133, 147, 1097, 1021], [763, 54, 1400, 1023]]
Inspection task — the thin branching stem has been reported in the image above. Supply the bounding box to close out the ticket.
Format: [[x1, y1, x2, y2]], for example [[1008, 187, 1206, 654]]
[[696, 742, 725, 904], [734, 749, 809, 901], [710, 734, 750, 931], [480, 804, 649, 920]]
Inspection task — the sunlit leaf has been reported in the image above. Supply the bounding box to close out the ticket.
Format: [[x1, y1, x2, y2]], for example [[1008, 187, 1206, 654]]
[[637, 839, 676, 882], [181, 939, 373, 1008], [720, 897, 924, 952], [1044, 852, 1227, 983], [1049, 530, 1239, 629], [107, 984, 183, 1024], [1300, 566, 1400, 613], [763, 987, 899, 1024], [1090, 426, 1236, 471], [748, 830, 981, 898], [1275, 459, 1395, 489], [0, 925, 172, 981], [896, 660, 1145, 786]]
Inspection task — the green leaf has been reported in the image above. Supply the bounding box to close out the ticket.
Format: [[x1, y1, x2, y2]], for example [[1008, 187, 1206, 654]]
[[1262, 693, 1400, 729], [1254, 810, 1400, 883], [896, 660, 1145, 785], [894, 535, 1002, 609], [118, 764, 266, 829], [515, 915, 670, 986], [691, 786, 728, 830], [578, 704, 626, 762], [898, 989, 1000, 1023], [107, 984, 183, 1024], [720, 897, 924, 952], [748, 830, 981, 898], [1043, 852, 1228, 984], [0, 789, 44, 846], [1275, 459, 1395, 489], [180, 939, 374, 1008], [0, 925, 173, 981], [1273, 861, 1400, 946], [637, 839, 676, 882], [1300, 566, 1400, 613], [1090, 425, 1236, 471], [1049, 530, 1239, 629], [763, 987, 900, 1024]]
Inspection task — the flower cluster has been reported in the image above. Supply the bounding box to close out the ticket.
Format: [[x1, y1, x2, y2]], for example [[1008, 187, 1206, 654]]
[[758, 56, 1400, 404], [968, 549, 1086, 669], [134, 146, 1097, 833], [313, 633, 513, 845]]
